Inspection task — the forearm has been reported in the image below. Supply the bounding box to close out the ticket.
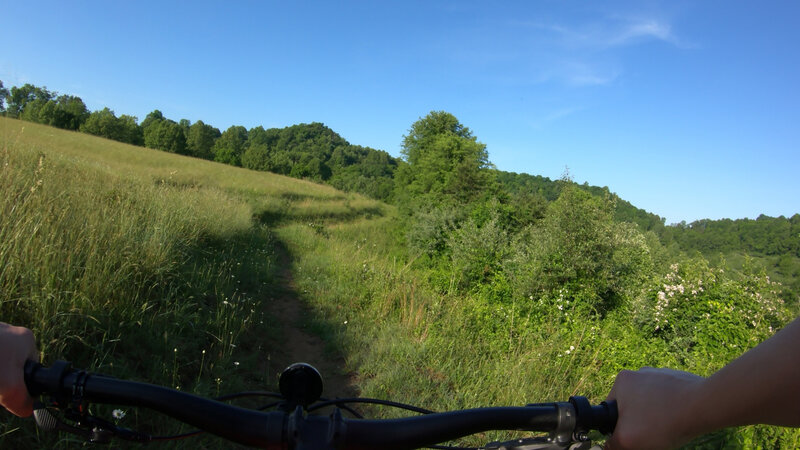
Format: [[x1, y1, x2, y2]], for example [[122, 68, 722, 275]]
[[690, 317, 800, 434]]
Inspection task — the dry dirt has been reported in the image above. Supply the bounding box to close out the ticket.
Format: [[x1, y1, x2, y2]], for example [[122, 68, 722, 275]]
[[262, 250, 359, 401]]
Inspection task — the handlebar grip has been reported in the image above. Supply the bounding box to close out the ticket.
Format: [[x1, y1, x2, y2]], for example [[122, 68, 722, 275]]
[[596, 400, 618, 435], [568, 396, 617, 436], [24, 359, 74, 397], [24, 359, 43, 396]]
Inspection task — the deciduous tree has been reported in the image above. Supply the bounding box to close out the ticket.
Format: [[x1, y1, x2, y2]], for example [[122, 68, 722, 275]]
[[0, 80, 8, 113], [186, 120, 220, 159], [395, 111, 493, 208], [212, 125, 248, 166], [144, 119, 187, 154], [6, 83, 53, 118], [80, 108, 143, 145]]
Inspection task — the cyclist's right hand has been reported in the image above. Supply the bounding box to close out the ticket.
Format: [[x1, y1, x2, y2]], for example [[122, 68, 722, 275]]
[[0, 322, 38, 417], [605, 367, 705, 450]]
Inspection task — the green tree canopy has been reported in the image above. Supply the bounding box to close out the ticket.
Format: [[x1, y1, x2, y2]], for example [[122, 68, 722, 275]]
[[118, 115, 144, 146], [52, 95, 89, 130], [186, 120, 221, 159], [213, 125, 248, 166], [395, 111, 493, 208], [6, 83, 54, 118], [510, 185, 654, 313], [80, 108, 143, 145], [0, 80, 9, 113], [143, 119, 187, 154], [140, 110, 165, 132], [81, 107, 123, 140], [17, 94, 88, 131]]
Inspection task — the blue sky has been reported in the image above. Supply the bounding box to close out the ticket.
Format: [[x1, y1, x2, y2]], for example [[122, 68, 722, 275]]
[[1, 1, 798, 224]]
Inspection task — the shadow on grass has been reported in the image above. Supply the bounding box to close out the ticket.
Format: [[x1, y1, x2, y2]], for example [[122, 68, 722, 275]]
[[255, 204, 386, 228], [1, 208, 366, 449]]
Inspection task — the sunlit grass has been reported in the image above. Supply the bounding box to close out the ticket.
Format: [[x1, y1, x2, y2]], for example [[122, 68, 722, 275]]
[[0, 117, 387, 448], [276, 201, 800, 448]]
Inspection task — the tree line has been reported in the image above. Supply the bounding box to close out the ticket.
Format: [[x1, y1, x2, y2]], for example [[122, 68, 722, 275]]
[[0, 81, 397, 201], [663, 215, 800, 257]]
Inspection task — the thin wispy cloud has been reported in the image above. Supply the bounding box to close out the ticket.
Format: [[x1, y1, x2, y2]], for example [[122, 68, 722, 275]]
[[546, 106, 582, 123], [563, 62, 620, 86], [605, 18, 685, 48], [534, 60, 620, 87], [518, 16, 682, 49], [529, 106, 585, 130], [504, 14, 689, 87], [568, 73, 616, 86]]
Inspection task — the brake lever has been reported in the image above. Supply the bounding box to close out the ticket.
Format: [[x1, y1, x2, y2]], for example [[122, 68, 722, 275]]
[[33, 401, 151, 443], [33, 401, 91, 439]]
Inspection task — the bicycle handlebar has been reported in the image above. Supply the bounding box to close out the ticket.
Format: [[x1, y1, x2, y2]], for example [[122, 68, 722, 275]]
[[25, 360, 617, 449]]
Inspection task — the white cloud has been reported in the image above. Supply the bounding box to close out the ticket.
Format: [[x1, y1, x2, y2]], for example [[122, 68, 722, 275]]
[[553, 60, 621, 87], [506, 15, 687, 87], [545, 106, 583, 122], [566, 70, 619, 87], [523, 16, 682, 49], [458, 13, 688, 89], [605, 19, 678, 47]]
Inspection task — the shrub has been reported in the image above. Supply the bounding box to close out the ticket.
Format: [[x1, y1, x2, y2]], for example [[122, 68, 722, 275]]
[[635, 259, 791, 373]]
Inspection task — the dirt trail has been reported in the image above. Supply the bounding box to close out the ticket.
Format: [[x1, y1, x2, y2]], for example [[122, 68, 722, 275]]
[[263, 247, 359, 401]]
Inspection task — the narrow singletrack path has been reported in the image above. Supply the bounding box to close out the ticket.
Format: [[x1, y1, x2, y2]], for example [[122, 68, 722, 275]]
[[263, 243, 359, 401]]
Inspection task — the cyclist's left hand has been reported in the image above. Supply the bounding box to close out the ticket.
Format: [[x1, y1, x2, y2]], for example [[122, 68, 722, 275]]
[[0, 322, 39, 417]]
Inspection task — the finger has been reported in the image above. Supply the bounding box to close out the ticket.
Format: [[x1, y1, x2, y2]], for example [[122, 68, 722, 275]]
[[607, 369, 634, 401], [606, 385, 617, 402], [28, 346, 39, 363]]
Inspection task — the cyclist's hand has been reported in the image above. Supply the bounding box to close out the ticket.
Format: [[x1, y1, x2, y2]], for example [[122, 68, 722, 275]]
[[605, 367, 705, 450], [0, 322, 38, 417]]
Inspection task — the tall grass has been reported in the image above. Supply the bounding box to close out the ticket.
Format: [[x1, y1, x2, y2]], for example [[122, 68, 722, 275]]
[[279, 211, 800, 448], [0, 118, 387, 448]]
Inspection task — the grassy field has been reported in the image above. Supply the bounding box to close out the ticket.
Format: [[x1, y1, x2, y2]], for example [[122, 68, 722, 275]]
[[2, 117, 797, 449], [0, 117, 388, 447]]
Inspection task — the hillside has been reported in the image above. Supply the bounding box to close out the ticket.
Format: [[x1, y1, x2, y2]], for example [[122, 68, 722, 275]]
[[2, 116, 799, 448], [0, 117, 388, 447], [8, 81, 798, 301]]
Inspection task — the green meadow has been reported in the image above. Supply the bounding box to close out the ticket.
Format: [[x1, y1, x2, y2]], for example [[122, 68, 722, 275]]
[[1, 116, 797, 448], [0, 117, 385, 447]]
